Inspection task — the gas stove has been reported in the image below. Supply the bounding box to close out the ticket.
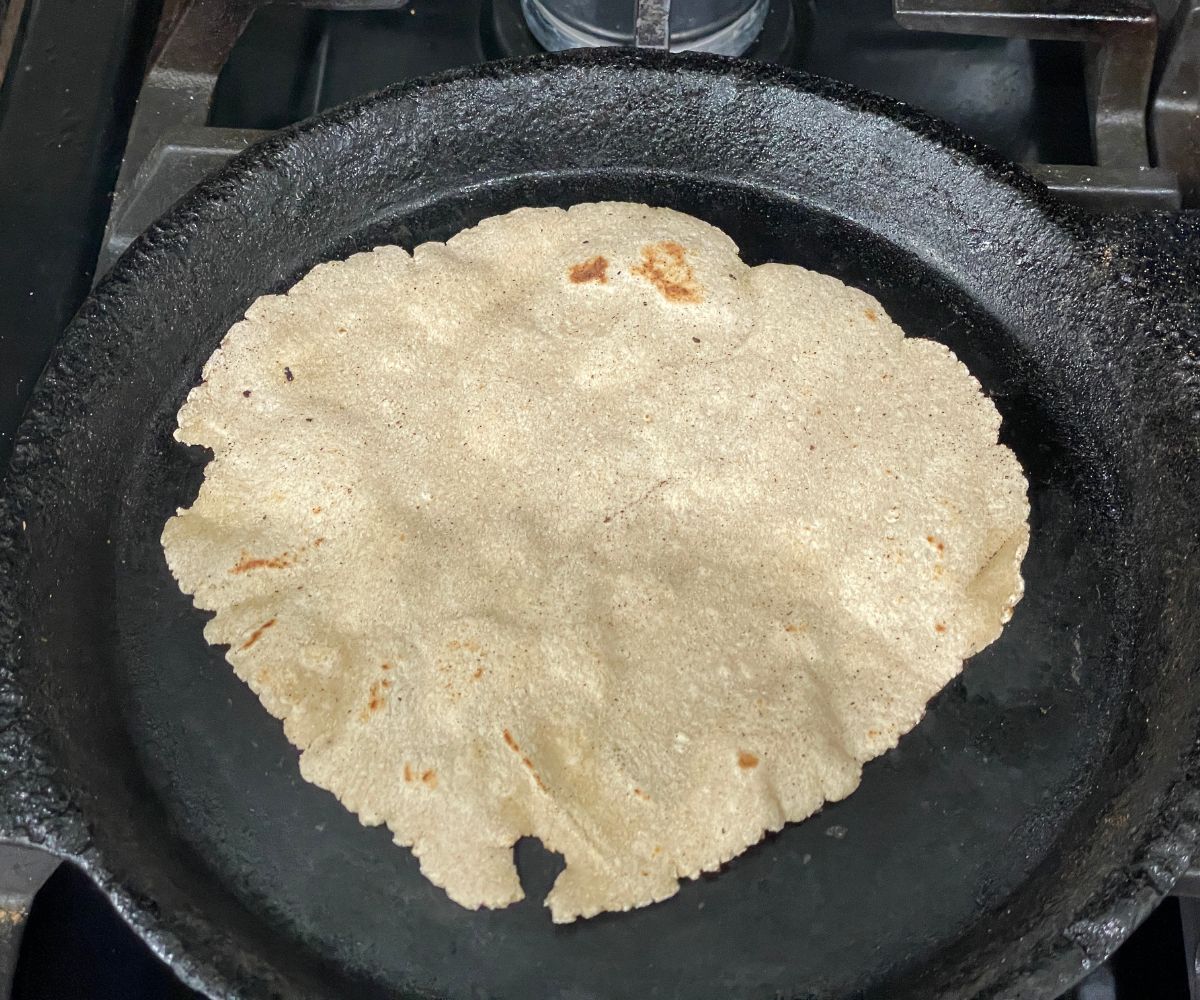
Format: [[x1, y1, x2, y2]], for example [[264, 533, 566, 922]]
[[0, 1, 1197, 998]]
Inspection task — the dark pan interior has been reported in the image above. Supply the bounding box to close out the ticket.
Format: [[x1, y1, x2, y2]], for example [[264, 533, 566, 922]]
[[5, 52, 1198, 1000]]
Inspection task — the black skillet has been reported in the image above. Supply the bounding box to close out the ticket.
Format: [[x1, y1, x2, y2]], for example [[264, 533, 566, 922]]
[[1, 49, 1199, 1000]]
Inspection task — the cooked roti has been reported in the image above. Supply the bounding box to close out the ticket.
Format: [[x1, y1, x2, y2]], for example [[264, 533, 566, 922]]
[[162, 202, 1029, 922]]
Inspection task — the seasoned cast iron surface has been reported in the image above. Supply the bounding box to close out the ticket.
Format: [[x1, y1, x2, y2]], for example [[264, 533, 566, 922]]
[[0, 51, 1198, 1000]]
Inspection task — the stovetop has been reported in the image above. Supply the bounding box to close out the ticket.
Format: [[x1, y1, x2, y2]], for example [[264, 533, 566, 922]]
[[1, 1, 1197, 998]]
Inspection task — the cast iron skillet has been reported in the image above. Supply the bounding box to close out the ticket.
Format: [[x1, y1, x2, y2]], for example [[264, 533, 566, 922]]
[[1, 49, 1199, 1000]]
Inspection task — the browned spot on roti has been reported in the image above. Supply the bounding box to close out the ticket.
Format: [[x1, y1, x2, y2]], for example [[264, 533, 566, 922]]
[[783, 623, 806, 634], [360, 679, 389, 720], [864, 307, 878, 322], [737, 751, 759, 769], [404, 763, 413, 782], [422, 769, 437, 788], [632, 241, 702, 303], [934, 622, 948, 634], [633, 787, 650, 800], [231, 552, 292, 573], [927, 534, 946, 573], [472, 666, 484, 680], [501, 731, 546, 790], [568, 255, 609, 284], [520, 758, 547, 791], [311, 506, 322, 514], [240, 618, 276, 650]]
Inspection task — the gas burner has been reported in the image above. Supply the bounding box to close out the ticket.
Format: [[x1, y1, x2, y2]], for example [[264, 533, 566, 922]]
[[93, 0, 1198, 284], [481, 0, 811, 62]]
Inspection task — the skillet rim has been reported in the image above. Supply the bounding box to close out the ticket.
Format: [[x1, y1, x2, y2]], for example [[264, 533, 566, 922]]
[[0, 46, 1197, 1000]]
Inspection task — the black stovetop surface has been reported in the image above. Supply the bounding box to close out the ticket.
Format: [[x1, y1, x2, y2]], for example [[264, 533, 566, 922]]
[[1, 1, 1196, 998]]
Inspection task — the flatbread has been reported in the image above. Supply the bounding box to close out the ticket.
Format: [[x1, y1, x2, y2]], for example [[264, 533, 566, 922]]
[[162, 202, 1029, 922]]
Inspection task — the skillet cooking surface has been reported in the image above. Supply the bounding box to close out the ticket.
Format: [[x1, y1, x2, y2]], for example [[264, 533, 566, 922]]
[[3, 51, 1199, 1000]]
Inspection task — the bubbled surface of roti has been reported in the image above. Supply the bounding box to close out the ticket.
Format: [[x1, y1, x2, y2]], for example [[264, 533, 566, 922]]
[[162, 202, 1029, 922]]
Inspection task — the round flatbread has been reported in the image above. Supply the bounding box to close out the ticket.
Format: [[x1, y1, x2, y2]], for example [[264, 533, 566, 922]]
[[162, 202, 1029, 922]]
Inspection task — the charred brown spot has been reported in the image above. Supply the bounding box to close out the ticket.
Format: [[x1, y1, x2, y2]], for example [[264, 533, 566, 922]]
[[868, 729, 881, 738], [381, 662, 392, 670], [242, 389, 252, 398], [521, 759, 547, 791], [311, 506, 322, 514], [633, 787, 650, 800], [632, 240, 703, 304], [284, 367, 294, 382], [502, 731, 546, 789], [738, 751, 759, 769], [864, 308, 879, 322], [783, 623, 805, 634], [421, 769, 437, 788], [231, 553, 292, 574], [313, 537, 325, 548], [361, 678, 391, 718], [240, 618, 276, 650], [472, 667, 484, 680], [568, 255, 609, 284], [404, 763, 413, 782], [934, 622, 948, 634]]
